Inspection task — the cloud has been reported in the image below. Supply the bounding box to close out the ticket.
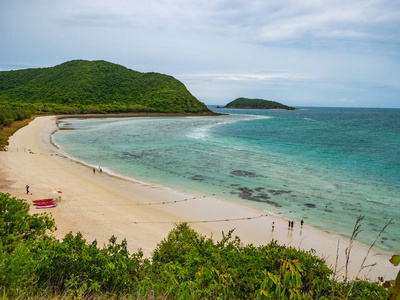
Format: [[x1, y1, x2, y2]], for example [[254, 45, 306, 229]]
[[178, 72, 313, 82], [338, 98, 355, 104], [1, 0, 399, 108], [242, 0, 400, 45], [50, 0, 400, 45]]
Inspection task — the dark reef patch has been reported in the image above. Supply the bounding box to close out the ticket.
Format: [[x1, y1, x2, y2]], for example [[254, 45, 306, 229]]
[[304, 203, 316, 208], [230, 170, 262, 178], [120, 149, 155, 160], [230, 186, 282, 207], [191, 175, 206, 181], [268, 189, 291, 195]]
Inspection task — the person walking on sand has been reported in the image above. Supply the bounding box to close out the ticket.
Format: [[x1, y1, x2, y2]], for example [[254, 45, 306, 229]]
[[271, 222, 275, 232], [291, 220, 294, 231], [301, 219, 304, 228], [93, 168, 96, 175], [26, 185, 30, 194], [288, 220, 291, 230]]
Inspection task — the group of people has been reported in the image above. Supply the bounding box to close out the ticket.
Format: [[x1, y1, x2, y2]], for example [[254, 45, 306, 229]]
[[288, 219, 305, 230], [271, 219, 304, 232], [93, 167, 103, 175]]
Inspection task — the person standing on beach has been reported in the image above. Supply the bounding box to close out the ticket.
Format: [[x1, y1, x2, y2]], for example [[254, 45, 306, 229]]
[[288, 220, 291, 230], [271, 222, 275, 232], [291, 221, 294, 231], [93, 168, 96, 175], [301, 219, 304, 228], [26, 185, 29, 194]]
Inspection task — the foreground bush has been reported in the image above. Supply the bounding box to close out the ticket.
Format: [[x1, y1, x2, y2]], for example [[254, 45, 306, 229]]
[[0, 193, 391, 299]]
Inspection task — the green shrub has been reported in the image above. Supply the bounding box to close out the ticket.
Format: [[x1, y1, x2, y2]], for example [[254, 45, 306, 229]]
[[0, 193, 390, 299], [0, 193, 56, 253]]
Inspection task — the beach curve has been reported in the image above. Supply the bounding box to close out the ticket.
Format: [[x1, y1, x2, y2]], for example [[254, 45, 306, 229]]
[[0, 115, 398, 280]]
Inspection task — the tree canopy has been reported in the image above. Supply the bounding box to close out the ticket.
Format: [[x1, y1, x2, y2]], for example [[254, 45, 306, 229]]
[[0, 192, 395, 299], [0, 60, 211, 114]]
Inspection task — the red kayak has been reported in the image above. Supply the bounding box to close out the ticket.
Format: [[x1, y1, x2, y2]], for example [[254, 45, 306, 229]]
[[33, 201, 55, 206], [33, 198, 54, 203], [36, 203, 57, 209]]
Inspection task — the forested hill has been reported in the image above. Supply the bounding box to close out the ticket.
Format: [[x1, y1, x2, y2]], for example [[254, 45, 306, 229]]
[[0, 60, 211, 114], [224, 97, 295, 110]]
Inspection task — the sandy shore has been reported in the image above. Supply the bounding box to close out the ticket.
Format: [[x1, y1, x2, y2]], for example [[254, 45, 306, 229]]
[[0, 116, 398, 280]]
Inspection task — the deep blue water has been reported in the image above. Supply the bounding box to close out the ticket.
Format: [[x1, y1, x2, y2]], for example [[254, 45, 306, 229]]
[[54, 106, 400, 252]]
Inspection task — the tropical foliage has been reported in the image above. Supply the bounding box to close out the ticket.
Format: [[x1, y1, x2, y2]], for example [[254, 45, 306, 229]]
[[0, 60, 210, 114], [224, 97, 295, 110], [0, 192, 395, 299], [0, 60, 213, 147]]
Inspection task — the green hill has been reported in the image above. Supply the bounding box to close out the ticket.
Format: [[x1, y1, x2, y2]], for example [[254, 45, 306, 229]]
[[0, 60, 211, 114], [224, 97, 295, 110]]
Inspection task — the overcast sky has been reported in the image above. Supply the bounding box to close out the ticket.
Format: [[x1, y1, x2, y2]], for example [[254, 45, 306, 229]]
[[1, 0, 399, 108]]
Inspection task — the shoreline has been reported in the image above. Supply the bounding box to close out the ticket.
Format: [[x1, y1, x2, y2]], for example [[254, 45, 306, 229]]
[[56, 111, 223, 119], [0, 116, 398, 281]]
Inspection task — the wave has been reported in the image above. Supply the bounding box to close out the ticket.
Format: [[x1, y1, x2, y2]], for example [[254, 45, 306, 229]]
[[186, 114, 272, 140]]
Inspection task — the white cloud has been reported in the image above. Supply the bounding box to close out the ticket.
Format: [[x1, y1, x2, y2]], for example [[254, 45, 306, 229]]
[[49, 0, 400, 45], [178, 72, 313, 82], [251, 0, 400, 43], [338, 98, 355, 104], [1, 0, 400, 107]]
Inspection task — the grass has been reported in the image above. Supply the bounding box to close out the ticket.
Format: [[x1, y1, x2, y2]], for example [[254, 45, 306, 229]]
[[0, 116, 36, 148]]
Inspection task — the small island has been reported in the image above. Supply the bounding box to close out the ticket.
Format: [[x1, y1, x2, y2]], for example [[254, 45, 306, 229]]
[[224, 97, 295, 110]]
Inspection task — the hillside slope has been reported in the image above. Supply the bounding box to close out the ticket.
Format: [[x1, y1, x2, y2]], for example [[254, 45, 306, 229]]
[[0, 60, 210, 114]]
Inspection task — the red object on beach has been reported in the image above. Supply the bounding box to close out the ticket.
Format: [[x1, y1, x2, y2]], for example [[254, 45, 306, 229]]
[[36, 203, 57, 209], [33, 201, 55, 206], [33, 198, 54, 203]]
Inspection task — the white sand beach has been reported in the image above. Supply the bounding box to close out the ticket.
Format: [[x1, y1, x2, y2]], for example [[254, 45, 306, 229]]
[[0, 116, 398, 280]]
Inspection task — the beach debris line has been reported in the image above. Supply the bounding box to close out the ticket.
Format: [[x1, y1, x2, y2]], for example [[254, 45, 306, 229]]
[[93, 195, 208, 207], [132, 214, 268, 224], [137, 195, 206, 206]]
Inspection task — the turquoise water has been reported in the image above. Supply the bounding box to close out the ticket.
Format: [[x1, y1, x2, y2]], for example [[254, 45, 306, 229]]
[[54, 107, 400, 252]]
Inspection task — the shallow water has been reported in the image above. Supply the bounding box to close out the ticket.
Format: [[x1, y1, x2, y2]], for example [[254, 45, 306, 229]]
[[54, 106, 400, 252]]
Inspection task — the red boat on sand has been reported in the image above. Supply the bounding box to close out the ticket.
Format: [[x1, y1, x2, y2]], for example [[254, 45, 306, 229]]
[[33, 198, 54, 203], [34, 201, 55, 206], [36, 203, 58, 209]]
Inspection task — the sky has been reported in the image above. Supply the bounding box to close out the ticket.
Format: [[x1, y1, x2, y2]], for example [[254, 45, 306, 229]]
[[0, 0, 399, 108]]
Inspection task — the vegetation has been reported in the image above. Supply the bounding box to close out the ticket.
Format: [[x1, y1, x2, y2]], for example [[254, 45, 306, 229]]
[[0, 60, 210, 114], [0, 109, 34, 147], [224, 97, 295, 110], [0, 60, 213, 147], [1, 192, 396, 299]]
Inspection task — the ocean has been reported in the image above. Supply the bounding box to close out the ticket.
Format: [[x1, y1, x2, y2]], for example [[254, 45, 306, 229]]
[[53, 106, 400, 252]]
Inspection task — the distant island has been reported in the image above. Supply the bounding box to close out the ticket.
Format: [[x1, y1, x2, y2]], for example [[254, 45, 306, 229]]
[[223, 97, 295, 110]]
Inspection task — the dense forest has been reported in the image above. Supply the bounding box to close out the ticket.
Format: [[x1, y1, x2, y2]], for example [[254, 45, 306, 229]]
[[1, 192, 398, 299], [224, 97, 295, 110], [0, 60, 213, 146], [0, 60, 211, 114]]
